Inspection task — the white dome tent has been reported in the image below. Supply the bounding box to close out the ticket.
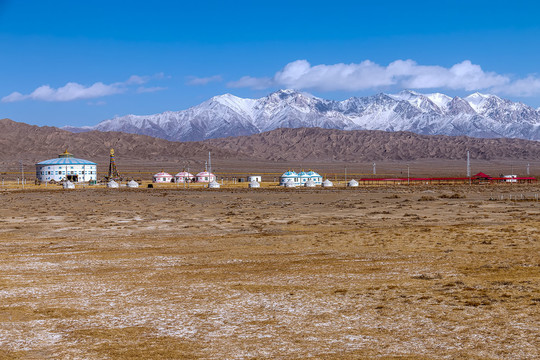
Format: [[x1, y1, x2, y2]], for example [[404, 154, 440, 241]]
[[347, 179, 359, 187], [322, 179, 333, 187], [107, 180, 119, 188], [248, 180, 260, 188], [127, 180, 139, 188], [304, 179, 316, 187], [284, 179, 296, 188], [208, 180, 220, 188]]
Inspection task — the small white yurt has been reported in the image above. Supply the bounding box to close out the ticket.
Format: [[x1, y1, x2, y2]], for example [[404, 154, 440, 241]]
[[304, 179, 316, 187], [248, 180, 260, 188], [153, 171, 173, 183], [175, 171, 195, 183], [347, 179, 359, 187], [196, 171, 216, 183], [107, 180, 119, 188], [284, 178, 296, 188], [208, 180, 220, 188], [63, 181, 75, 189], [322, 179, 333, 187], [127, 180, 139, 188]]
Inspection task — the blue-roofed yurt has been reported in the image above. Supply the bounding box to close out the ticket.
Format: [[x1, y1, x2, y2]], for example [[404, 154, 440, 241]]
[[298, 170, 310, 185], [36, 150, 97, 183], [306, 170, 323, 185], [279, 170, 299, 186]]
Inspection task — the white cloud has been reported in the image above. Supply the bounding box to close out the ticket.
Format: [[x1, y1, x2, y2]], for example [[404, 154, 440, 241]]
[[187, 75, 223, 86], [2, 73, 168, 103], [490, 75, 540, 97], [2, 82, 123, 102], [227, 76, 274, 90], [126, 72, 167, 85], [136, 86, 167, 93], [87, 100, 107, 106], [228, 59, 540, 96]]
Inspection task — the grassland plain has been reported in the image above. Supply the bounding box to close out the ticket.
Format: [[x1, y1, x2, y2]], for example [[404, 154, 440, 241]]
[[0, 185, 539, 359]]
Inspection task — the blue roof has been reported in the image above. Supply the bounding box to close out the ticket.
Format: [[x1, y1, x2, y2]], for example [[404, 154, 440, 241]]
[[307, 170, 321, 177], [37, 157, 96, 165], [281, 170, 297, 177]]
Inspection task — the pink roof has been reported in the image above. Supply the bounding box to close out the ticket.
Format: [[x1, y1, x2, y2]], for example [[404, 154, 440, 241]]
[[196, 171, 215, 177], [153, 172, 172, 177], [175, 172, 194, 177]]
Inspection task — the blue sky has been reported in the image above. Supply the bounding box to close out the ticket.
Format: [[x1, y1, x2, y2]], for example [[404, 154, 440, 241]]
[[1, 0, 540, 127]]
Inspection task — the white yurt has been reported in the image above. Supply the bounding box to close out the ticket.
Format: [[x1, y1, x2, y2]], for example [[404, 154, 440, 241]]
[[62, 181, 75, 189], [304, 179, 316, 187], [127, 180, 139, 188], [279, 170, 299, 186], [107, 180, 119, 188], [298, 170, 310, 185], [208, 180, 220, 188], [175, 171, 195, 183], [196, 171, 216, 183], [306, 170, 323, 185], [322, 179, 333, 187], [347, 179, 359, 187], [248, 180, 260, 188], [153, 171, 173, 183]]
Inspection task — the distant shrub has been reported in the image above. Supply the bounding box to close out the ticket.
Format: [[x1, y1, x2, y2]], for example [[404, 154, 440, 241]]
[[418, 195, 436, 201], [439, 193, 466, 199]]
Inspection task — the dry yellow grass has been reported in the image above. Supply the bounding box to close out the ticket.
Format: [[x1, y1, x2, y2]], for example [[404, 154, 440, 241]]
[[0, 185, 539, 359]]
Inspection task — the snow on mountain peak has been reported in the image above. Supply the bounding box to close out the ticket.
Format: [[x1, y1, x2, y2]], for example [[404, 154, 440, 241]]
[[464, 92, 490, 111], [66, 89, 540, 142], [209, 93, 257, 119], [389, 89, 422, 101], [426, 93, 452, 109]]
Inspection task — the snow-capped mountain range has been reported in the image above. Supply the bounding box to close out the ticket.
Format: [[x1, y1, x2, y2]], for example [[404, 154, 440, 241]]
[[65, 89, 540, 142]]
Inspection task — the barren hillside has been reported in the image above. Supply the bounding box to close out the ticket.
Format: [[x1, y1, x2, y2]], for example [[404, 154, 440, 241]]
[[2, 119, 540, 166]]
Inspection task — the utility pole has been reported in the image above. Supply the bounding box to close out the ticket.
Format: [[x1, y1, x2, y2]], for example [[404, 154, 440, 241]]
[[373, 162, 376, 175], [527, 163, 530, 176], [407, 164, 410, 186], [20, 160, 24, 189], [466, 151, 470, 178], [208, 151, 212, 179]]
